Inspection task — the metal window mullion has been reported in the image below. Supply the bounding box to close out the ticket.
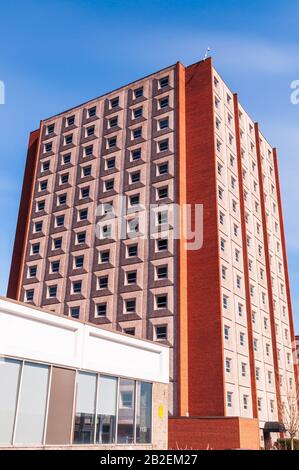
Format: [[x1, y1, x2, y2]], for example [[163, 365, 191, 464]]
[[70, 370, 78, 445], [11, 360, 25, 445]]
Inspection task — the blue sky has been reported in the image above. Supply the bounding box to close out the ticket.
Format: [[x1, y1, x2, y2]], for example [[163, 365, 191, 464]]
[[0, 0, 298, 331]]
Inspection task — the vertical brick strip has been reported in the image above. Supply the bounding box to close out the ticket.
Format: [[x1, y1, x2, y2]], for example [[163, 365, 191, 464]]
[[255, 124, 282, 420], [234, 95, 258, 418]]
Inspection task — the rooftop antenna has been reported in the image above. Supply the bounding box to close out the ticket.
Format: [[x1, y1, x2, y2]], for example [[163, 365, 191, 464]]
[[203, 47, 211, 60]]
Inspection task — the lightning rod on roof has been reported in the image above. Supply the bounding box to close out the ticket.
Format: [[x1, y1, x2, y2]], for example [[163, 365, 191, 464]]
[[203, 47, 211, 60]]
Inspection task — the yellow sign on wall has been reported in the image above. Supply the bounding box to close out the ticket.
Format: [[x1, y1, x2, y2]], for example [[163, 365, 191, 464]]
[[158, 404, 164, 419]]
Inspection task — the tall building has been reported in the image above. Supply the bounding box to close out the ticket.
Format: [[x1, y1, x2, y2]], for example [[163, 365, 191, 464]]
[[7, 58, 298, 449]]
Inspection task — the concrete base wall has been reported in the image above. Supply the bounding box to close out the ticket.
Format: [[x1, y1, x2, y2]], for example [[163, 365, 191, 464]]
[[169, 416, 260, 450]]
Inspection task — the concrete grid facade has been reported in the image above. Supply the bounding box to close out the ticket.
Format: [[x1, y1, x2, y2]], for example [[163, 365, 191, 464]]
[[8, 58, 298, 449]]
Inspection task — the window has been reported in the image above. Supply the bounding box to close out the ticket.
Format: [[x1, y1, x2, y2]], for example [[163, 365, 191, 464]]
[[157, 210, 168, 225], [238, 303, 243, 316], [98, 276, 108, 289], [70, 307, 80, 319], [53, 237, 62, 249], [29, 266, 37, 278], [67, 115, 75, 126], [42, 161, 50, 172], [159, 97, 169, 109], [63, 153, 71, 164], [219, 211, 224, 225], [222, 294, 228, 310], [97, 303, 107, 317], [155, 325, 167, 340], [127, 244, 138, 257], [82, 166, 92, 178], [158, 118, 169, 130], [134, 87, 143, 99], [37, 200, 45, 212], [130, 171, 140, 183], [157, 239, 168, 251], [110, 97, 119, 109], [86, 125, 95, 137], [158, 162, 169, 175], [241, 363, 246, 377], [240, 332, 245, 346], [159, 76, 169, 88], [40, 180, 48, 191], [58, 194, 67, 205], [64, 134, 73, 146], [48, 285, 57, 298], [124, 328, 135, 336], [253, 338, 258, 351], [85, 145, 93, 157], [31, 243, 40, 255], [51, 261, 60, 273], [156, 295, 167, 309], [88, 106, 96, 118], [75, 256, 84, 269], [132, 128, 142, 139], [76, 232, 86, 245], [81, 187, 90, 199], [227, 392, 233, 408], [158, 186, 168, 199], [224, 325, 230, 340], [158, 139, 169, 152], [26, 290, 34, 302], [79, 209, 88, 221], [35, 221, 43, 233], [126, 271, 137, 285], [56, 215, 64, 227], [131, 148, 141, 161], [47, 123, 55, 134], [220, 238, 225, 252], [108, 137, 117, 148], [156, 265, 168, 279], [225, 358, 231, 373], [109, 116, 118, 128], [60, 173, 69, 184], [221, 266, 227, 280], [72, 281, 82, 294], [268, 371, 272, 384], [257, 398, 262, 412], [125, 299, 136, 313], [106, 157, 115, 170], [100, 250, 110, 263], [243, 395, 248, 410], [256, 368, 260, 381], [45, 142, 52, 153], [130, 194, 140, 206], [96, 375, 118, 444], [133, 108, 143, 119], [236, 275, 241, 289]]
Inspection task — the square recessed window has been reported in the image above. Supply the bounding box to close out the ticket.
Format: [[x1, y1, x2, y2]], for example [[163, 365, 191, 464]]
[[60, 173, 69, 184], [29, 266, 37, 278], [31, 243, 40, 255], [158, 118, 169, 130], [157, 239, 168, 251], [159, 97, 169, 109], [86, 125, 95, 137], [131, 148, 141, 161], [158, 162, 169, 175], [77, 232, 86, 244], [64, 134, 73, 146], [47, 124, 55, 134], [42, 161, 50, 172], [58, 194, 67, 205], [126, 271, 137, 284], [98, 276, 108, 289], [40, 180, 48, 191], [82, 166, 92, 177], [62, 153, 71, 164], [110, 97, 119, 109], [37, 200, 45, 212], [155, 325, 167, 340], [70, 307, 80, 319], [108, 137, 117, 148], [125, 299, 136, 313], [156, 294, 167, 309], [45, 142, 53, 153], [105, 179, 114, 191], [132, 128, 142, 139], [53, 237, 62, 249], [85, 145, 93, 157], [156, 265, 168, 279], [26, 290, 34, 302], [79, 209, 88, 221], [158, 139, 169, 152], [109, 116, 118, 128], [81, 187, 90, 199], [35, 221, 43, 233], [158, 187, 168, 199], [124, 328, 135, 336], [97, 303, 107, 317], [159, 76, 169, 88], [72, 281, 82, 294], [133, 108, 143, 119], [100, 250, 110, 263], [67, 115, 75, 126], [88, 106, 96, 118], [56, 215, 65, 227], [157, 210, 168, 225], [75, 256, 84, 269], [106, 157, 115, 169], [130, 194, 140, 206], [51, 261, 60, 273], [134, 87, 143, 99], [48, 285, 57, 298], [130, 171, 140, 183], [127, 244, 138, 257]]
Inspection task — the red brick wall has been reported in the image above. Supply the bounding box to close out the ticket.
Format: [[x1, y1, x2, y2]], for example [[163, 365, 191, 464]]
[[184, 58, 225, 416]]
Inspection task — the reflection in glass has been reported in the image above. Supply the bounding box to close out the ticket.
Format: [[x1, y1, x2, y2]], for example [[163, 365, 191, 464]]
[[0, 358, 22, 444], [96, 375, 117, 444], [14, 362, 49, 444], [136, 381, 152, 443], [117, 378, 135, 443], [73, 372, 97, 444]]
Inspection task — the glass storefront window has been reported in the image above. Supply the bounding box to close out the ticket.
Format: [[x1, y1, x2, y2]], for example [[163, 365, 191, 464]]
[[117, 378, 135, 444], [73, 372, 97, 444], [96, 375, 118, 444], [14, 362, 49, 444], [136, 381, 152, 443], [0, 358, 22, 444]]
